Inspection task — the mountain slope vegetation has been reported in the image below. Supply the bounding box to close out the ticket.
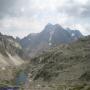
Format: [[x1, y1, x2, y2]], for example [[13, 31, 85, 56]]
[[24, 36, 90, 90]]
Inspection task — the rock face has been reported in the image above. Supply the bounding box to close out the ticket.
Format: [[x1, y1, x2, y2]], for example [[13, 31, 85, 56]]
[[25, 36, 90, 90], [0, 33, 24, 67], [20, 24, 83, 57], [0, 33, 26, 84]]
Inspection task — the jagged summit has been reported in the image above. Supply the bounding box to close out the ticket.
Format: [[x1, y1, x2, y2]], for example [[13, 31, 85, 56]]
[[0, 32, 25, 67], [43, 23, 63, 32], [19, 23, 83, 57]]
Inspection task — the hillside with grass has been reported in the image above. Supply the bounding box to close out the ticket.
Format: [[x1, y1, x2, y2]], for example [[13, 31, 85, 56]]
[[24, 36, 90, 90]]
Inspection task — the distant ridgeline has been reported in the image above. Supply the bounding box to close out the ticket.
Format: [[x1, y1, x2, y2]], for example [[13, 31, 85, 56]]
[[18, 23, 83, 57]]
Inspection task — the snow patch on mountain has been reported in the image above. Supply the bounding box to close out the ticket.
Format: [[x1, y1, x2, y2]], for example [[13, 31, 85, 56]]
[[71, 33, 75, 37], [49, 31, 55, 46]]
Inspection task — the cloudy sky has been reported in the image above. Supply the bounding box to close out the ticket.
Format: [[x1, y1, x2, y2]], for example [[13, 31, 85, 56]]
[[0, 0, 90, 38]]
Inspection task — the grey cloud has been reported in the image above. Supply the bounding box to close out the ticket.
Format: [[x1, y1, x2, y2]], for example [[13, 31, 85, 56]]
[[58, 0, 90, 18], [0, 0, 16, 18], [0, 0, 32, 19], [81, 2, 90, 17], [62, 5, 82, 17]]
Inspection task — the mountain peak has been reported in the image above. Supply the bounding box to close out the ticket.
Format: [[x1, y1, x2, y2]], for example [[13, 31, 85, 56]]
[[44, 23, 63, 31], [43, 23, 54, 33], [45, 23, 63, 28], [44, 23, 64, 33], [54, 24, 62, 28], [20, 23, 83, 57], [45, 23, 53, 28], [46, 23, 53, 26]]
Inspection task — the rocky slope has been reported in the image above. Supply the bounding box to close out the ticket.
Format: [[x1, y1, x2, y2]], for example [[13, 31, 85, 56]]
[[19, 24, 83, 57], [0, 33, 27, 85], [24, 36, 90, 90], [0, 33, 25, 67]]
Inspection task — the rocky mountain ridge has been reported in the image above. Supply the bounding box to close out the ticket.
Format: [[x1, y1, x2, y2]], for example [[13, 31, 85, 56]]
[[19, 24, 83, 57], [0, 32, 24, 67], [24, 36, 90, 90]]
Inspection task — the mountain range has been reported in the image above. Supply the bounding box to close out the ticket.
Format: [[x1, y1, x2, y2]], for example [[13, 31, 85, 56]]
[[0, 23, 82, 68], [0, 23, 86, 89], [18, 23, 83, 57]]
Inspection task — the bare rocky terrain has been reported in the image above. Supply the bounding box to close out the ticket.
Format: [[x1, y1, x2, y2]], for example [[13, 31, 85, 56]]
[[0, 33, 27, 87], [19, 24, 83, 58], [23, 36, 90, 90], [0, 28, 89, 90]]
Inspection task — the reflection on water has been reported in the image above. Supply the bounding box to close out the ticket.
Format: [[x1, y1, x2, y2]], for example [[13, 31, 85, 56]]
[[0, 87, 19, 90], [16, 71, 27, 86]]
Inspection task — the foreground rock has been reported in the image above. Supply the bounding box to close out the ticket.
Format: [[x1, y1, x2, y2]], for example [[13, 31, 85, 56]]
[[24, 36, 90, 90]]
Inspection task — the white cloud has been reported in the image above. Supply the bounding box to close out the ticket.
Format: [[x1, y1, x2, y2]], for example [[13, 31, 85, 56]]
[[0, 0, 90, 37]]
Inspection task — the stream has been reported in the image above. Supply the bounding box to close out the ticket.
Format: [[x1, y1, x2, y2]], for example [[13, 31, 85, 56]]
[[16, 71, 28, 86]]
